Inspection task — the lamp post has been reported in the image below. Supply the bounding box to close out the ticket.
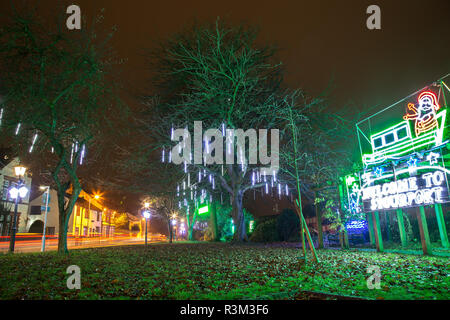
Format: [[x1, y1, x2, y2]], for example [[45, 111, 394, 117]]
[[171, 214, 177, 242], [40, 186, 50, 252], [143, 210, 150, 246], [9, 165, 28, 253]]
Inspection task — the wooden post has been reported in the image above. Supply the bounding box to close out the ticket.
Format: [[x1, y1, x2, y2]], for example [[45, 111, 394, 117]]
[[314, 193, 324, 249], [396, 209, 407, 247], [300, 213, 319, 263], [434, 204, 449, 248], [295, 199, 319, 263], [372, 211, 384, 252], [416, 206, 432, 255], [367, 213, 375, 245]]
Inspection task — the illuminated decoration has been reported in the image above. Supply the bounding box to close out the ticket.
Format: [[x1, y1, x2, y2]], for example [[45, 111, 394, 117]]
[[427, 152, 440, 165], [79, 144, 86, 165], [361, 171, 372, 184], [351, 184, 360, 194], [361, 169, 447, 212], [345, 175, 356, 186], [345, 220, 367, 230], [348, 80, 450, 216], [373, 166, 384, 178], [403, 91, 440, 136], [362, 90, 446, 167], [29, 133, 38, 153], [198, 204, 209, 215], [0, 108, 3, 126], [407, 156, 418, 168], [15, 123, 21, 135]]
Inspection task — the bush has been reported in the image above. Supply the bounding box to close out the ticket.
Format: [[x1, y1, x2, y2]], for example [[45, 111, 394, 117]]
[[249, 216, 279, 242], [276, 209, 300, 241]]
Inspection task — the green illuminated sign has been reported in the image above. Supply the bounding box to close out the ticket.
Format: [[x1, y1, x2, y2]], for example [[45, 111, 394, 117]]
[[198, 205, 209, 215]]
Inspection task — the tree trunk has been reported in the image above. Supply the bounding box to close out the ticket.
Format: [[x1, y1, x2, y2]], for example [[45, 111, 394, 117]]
[[187, 206, 197, 241], [210, 201, 219, 241], [57, 212, 69, 254], [232, 191, 247, 241], [168, 220, 173, 243], [57, 184, 81, 254]]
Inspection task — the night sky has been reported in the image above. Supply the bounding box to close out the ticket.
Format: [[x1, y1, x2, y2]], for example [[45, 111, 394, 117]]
[[1, 0, 449, 223], [2, 0, 449, 108]]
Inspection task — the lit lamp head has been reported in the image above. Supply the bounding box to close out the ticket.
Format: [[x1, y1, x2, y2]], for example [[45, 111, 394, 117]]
[[143, 210, 151, 220], [14, 165, 26, 178], [144, 202, 150, 209], [94, 195, 100, 200], [9, 185, 28, 199]]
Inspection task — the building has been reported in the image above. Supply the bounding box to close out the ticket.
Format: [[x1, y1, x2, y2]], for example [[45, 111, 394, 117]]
[[0, 148, 117, 238], [15, 186, 116, 238], [68, 190, 104, 237], [100, 207, 115, 238], [25, 187, 59, 235], [66, 190, 116, 238], [0, 153, 32, 236]]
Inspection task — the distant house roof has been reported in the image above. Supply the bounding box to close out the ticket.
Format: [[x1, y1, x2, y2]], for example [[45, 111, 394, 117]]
[[75, 197, 103, 211], [126, 213, 140, 222]]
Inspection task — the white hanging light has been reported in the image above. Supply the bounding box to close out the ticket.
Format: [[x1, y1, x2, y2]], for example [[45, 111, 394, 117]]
[[79, 144, 86, 165], [15, 123, 21, 135], [70, 142, 74, 164], [29, 133, 38, 153]]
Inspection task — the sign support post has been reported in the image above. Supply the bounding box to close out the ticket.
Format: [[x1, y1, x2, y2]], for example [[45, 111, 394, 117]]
[[372, 211, 383, 252], [396, 209, 407, 247], [434, 203, 448, 248], [367, 213, 375, 245], [416, 206, 432, 255]]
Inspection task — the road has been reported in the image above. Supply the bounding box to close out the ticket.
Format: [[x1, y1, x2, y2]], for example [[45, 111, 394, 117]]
[[0, 233, 166, 253]]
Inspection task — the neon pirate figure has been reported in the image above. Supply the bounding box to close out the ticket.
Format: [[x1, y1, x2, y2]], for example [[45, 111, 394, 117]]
[[403, 91, 440, 136]]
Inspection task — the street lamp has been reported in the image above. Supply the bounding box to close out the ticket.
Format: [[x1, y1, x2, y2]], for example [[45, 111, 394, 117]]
[[40, 186, 50, 252], [142, 210, 151, 246], [9, 165, 28, 253]]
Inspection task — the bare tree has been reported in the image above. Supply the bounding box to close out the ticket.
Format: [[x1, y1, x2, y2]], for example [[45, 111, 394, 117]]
[[0, 9, 121, 253], [143, 20, 284, 241]]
